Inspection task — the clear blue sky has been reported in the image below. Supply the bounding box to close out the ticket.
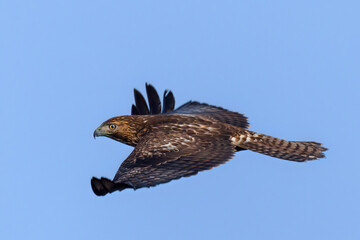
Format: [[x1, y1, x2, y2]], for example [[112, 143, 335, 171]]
[[1, 1, 359, 239]]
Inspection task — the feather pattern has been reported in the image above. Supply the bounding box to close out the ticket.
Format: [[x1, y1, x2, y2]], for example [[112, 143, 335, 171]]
[[231, 130, 327, 162], [115, 121, 234, 191]]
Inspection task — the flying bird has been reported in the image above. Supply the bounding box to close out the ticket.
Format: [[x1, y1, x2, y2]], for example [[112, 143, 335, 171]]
[[92, 84, 327, 196]]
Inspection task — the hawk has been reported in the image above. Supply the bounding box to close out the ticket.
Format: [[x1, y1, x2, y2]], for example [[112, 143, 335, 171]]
[[92, 84, 327, 196]]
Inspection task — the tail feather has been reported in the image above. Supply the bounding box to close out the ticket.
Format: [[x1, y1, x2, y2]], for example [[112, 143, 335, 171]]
[[231, 131, 327, 162]]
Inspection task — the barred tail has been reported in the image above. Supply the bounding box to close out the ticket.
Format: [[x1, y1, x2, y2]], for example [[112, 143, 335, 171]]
[[231, 130, 327, 162]]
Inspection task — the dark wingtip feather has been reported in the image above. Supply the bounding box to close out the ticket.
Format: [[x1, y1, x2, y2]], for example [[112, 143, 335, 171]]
[[91, 177, 131, 196], [134, 89, 150, 115], [131, 104, 139, 115], [91, 177, 108, 196], [131, 84, 175, 115], [145, 83, 161, 114], [163, 90, 175, 113]]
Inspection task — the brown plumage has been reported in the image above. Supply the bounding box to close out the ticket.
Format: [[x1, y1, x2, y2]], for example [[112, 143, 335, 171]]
[[91, 84, 327, 196]]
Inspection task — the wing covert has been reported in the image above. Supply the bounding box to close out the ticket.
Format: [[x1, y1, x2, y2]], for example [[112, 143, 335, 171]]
[[116, 129, 235, 189], [172, 101, 249, 129]]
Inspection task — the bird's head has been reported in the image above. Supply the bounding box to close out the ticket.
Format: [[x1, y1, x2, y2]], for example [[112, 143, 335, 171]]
[[93, 116, 143, 146]]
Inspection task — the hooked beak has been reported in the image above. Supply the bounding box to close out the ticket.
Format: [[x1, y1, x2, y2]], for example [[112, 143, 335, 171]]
[[93, 128, 102, 139]]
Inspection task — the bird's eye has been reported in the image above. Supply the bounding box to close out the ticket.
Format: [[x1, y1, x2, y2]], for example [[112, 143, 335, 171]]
[[109, 124, 117, 130]]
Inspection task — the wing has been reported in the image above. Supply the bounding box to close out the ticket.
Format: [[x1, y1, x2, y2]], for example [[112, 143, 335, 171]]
[[131, 83, 175, 115], [172, 101, 249, 129], [91, 126, 235, 196]]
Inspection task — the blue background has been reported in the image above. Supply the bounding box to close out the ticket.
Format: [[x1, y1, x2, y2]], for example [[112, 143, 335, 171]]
[[1, 1, 359, 239]]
